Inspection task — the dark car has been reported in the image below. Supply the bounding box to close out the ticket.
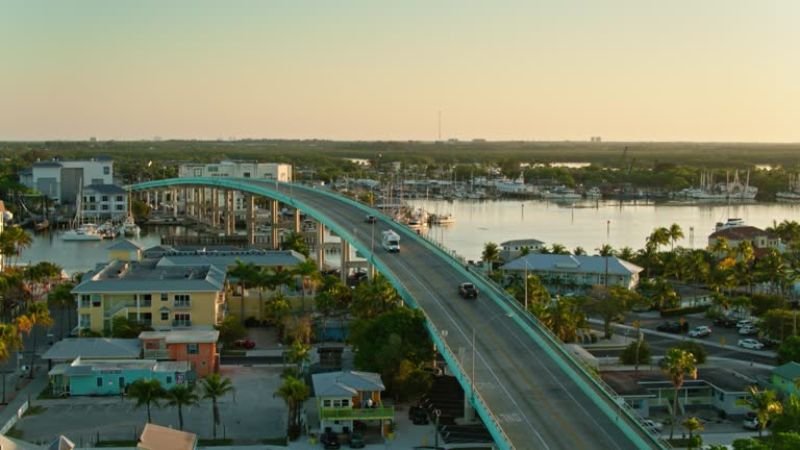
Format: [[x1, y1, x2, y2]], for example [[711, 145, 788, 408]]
[[409, 406, 429, 425], [713, 317, 737, 328], [234, 339, 256, 349], [365, 215, 377, 224], [347, 271, 369, 287], [459, 282, 479, 299], [348, 432, 365, 449], [321, 432, 340, 449], [656, 321, 684, 333]]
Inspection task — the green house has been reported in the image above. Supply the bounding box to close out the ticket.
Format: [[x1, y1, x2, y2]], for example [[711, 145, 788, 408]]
[[771, 362, 800, 397], [49, 357, 192, 396]]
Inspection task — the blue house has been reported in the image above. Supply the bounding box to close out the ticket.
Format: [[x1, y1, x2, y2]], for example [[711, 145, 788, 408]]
[[48, 357, 192, 396]]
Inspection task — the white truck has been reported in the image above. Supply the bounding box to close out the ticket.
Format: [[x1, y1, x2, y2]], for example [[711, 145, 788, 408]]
[[381, 230, 401, 253]]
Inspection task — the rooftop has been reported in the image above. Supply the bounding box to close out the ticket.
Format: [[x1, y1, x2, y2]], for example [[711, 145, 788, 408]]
[[72, 259, 225, 294], [602, 368, 752, 396], [501, 254, 643, 276], [59, 357, 190, 376], [500, 238, 545, 248], [139, 329, 219, 344], [107, 239, 143, 252], [312, 371, 385, 398], [138, 423, 197, 450], [709, 226, 777, 241], [84, 183, 127, 195], [773, 362, 800, 380], [41, 338, 141, 361], [155, 249, 305, 269]]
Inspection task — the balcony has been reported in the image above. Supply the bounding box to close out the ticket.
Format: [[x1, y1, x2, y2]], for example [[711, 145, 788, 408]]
[[319, 406, 394, 421], [143, 349, 170, 359], [173, 301, 192, 309], [172, 320, 192, 327]]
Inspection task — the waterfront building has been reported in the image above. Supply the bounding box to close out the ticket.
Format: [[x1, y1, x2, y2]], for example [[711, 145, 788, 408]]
[[139, 329, 220, 377], [499, 238, 546, 262], [501, 253, 642, 292], [82, 183, 128, 220], [19, 157, 114, 204], [707, 225, 781, 255], [48, 357, 191, 396], [311, 370, 394, 436]]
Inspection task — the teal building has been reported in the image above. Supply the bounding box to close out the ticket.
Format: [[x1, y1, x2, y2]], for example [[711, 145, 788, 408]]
[[49, 357, 192, 396]]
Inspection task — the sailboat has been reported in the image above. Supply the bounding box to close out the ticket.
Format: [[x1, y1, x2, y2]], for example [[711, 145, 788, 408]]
[[118, 188, 141, 237], [62, 182, 102, 241], [777, 173, 800, 201]]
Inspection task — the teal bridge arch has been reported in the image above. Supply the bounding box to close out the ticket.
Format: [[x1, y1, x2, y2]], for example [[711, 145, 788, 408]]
[[132, 177, 667, 450]]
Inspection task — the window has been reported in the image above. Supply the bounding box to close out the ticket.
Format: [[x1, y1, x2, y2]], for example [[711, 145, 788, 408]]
[[166, 376, 173, 384], [101, 205, 109, 211], [243, 172, 251, 178], [80, 295, 91, 308], [97, 377, 103, 387], [79, 314, 91, 327], [193, 168, 203, 177], [174, 313, 191, 326], [174, 294, 191, 307], [160, 311, 169, 321], [89, 196, 96, 202], [92, 295, 101, 307], [116, 195, 123, 202], [187, 343, 199, 355], [115, 205, 124, 210], [323, 399, 332, 407], [101, 195, 109, 202], [161, 293, 168, 301], [142, 294, 152, 301], [103, 166, 110, 175]]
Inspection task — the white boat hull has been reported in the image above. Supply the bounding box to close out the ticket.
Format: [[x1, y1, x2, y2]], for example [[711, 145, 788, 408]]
[[62, 231, 103, 241]]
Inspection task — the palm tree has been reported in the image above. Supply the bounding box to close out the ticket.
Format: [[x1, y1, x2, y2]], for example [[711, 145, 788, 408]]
[[661, 348, 698, 439], [572, 246, 587, 256], [550, 243, 569, 255], [127, 379, 166, 423], [0, 226, 32, 268], [481, 242, 500, 272], [668, 223, 684, 250], [227, 260, 260, 321], [617, 246, 636, 262], [200, 373, 235, 440], [47, 282, 75, 338], [0, 323, 22, 363], [647, 227, 670, 253], [682, 416, 704, 449], [166, 384, 199, 430], [275, 375, 310, 439], [16, 302, 53, 378], [738, 385, 783, 438], [292, 258, 320, 311], [596, 244, 615, 257]]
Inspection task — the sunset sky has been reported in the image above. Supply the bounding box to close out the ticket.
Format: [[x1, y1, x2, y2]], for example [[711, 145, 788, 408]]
[[1, 1, 798, 142]]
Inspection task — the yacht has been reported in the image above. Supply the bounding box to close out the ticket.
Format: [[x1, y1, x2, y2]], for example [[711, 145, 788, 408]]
[[715, 218, 746, 231], [541, 186, 582, 201], [62, 223, 103, 241], [584, 187, 602, 199], [777, 173, 800, 201], [430, 213, 456, 225], [98, 221, 119, 239], [118, 215, 141, 237]]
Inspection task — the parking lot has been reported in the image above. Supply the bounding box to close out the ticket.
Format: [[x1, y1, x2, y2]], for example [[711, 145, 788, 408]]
[[15, 366, 287, 445]]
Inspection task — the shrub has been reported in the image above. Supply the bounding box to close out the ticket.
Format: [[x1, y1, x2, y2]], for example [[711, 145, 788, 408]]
[[619, 340, 651, 365], [660, 305, 709, 317], [674, 341, 707, 364]]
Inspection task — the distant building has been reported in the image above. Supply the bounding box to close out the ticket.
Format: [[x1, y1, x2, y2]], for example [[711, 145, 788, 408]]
[[178, 160, 292, 182], [501, 254, 643, 292], [48, 357, 191, 396], [82, 183, 128, 220], [138, 423, 197, 450], [312, 371, 394, 436], [19, 158, 114, 204], [499, 238, 545, 262], [707, 225, 781, 255], [139, 329, 220, 377]]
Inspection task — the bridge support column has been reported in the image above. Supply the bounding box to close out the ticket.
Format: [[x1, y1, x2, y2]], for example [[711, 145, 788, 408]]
[[171, 188, 177, 218], [271, 200, 280, 250], [340, 240, 350, 284], [199, 187, 206, 224], [246, 194, 255, 246], [211, 188, 219, 229], [464, 393, 476, 422], [224, 190, 235, 235], [316, 224, 325, 267], [145, 191, 151, 208], [294, 209, 301, 233]]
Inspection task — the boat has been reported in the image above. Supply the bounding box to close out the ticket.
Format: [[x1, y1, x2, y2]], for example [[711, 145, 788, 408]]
[[430, 213, 456, 225], [777, 174, 800, 201], [715, 218, 746, 231], [34, 219, 50, 232], [541, 186, 582, 201], [118, 215, 140, 237], [62, 182, 103, 242], [98, 221, 119, 239], [676, 170, 757, 201], [584, 187, 602, 199]]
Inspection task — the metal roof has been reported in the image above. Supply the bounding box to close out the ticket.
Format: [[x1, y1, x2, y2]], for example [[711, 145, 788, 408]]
[[72, 260, 226, 294], [774, 362, 800, 380], [139, 329, 219, 344], [312, 371, 385, 398], [156, 249, 305, 269], [107, 239, 143, 252], [41, 338, 141, 361], [84, 183, 126, 195], [501, 254, 643, 276]]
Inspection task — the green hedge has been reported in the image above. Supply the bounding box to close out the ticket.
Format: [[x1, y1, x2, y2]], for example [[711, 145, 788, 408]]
[[660, 305, 709, 317]]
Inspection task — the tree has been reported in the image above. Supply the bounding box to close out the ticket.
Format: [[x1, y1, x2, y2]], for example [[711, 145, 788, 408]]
[[682, 416, 704, 450], [738, 386, 783, 438], [215, 315, 247, 348], [16, 302, 53, 378], [350, 274, 400, 320], [281, 231, 310, 257], [583, 286, 643, 339], [349, 308, 433, 375], [110, 316, 151, 338], [0, 226, 32, 268], [661, 348, 698, 439], [200, 373, 235, 440], [275, 375, 310, 440], [481, 242, 500, 271], [227, 261, 260, 321], [166, 384, 199, 430], [668, 223, 684, 250], [778, 335, 800, 364], [773, 392, 800, 435], [550, 243, 569, 255], [647, 227, 670, 252], [0, 323, 22, 363], [573, 246, 587, 256], [619, 340, 651, 366], [596, 244, 615, 257], [674, 340, 708, 364], [127, 379, 166, 423], [536, 297, 586, 343], [293, 258, 321, 311], [46, 282, 75, 338]]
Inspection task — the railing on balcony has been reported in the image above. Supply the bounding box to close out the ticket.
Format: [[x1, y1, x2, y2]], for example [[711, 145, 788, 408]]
[[143, 349, 170, 359], [174, 301, 192, 309], [319, 406, 394, 421], [172, 320, 192, 327]]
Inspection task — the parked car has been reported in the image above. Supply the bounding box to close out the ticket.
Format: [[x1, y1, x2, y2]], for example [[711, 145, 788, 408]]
[[321, 431, 341, 449], [642, 419, 664, 432], [347, 271, 369, 287], [713, 317, 737, 328], [365, 215, 377, 224], [408, 406, 429, 425], [234, 339, 256, 349], [743, 412, 769, 430], [688, 326, 712, 338], [656, 321, 684, 333], [762, 338, 781, 349], [738, 338, 764, 350], [348, 432, 365, 449], [459, 282, 479, 299], [739, 325, 759, 336], [736, 319, 755, 329]]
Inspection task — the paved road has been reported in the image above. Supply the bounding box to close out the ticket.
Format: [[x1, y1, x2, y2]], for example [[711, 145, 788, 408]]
[[133, 178, 663, 449], [257, 181, 659, 450]]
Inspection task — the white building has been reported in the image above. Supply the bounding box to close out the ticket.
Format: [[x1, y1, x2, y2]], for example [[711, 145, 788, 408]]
[[19, 158, 114, 204], [178, 160, 292, 182], [83, 184, 128, 219]]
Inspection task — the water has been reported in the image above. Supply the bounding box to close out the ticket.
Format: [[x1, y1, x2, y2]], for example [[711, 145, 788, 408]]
[[20, 200, 800, 272], [410, 199, 800, 261]]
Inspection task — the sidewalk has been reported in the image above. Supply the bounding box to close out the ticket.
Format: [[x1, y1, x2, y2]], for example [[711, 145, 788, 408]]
[[0, 371, 48, 431]]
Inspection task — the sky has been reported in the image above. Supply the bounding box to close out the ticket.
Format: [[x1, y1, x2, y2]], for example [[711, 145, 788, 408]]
[[0, 1, 798, 142]]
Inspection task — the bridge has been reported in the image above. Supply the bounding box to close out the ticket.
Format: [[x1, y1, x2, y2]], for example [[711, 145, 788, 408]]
[[132, 177, 667, 450]]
